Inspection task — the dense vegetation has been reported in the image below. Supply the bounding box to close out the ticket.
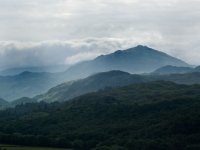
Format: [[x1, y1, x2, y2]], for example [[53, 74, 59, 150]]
[[0, 144, 68, 150], [0, 81, 200, 150]]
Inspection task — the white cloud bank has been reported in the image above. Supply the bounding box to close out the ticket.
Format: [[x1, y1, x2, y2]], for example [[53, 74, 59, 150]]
[[0, 38, 145, 70]]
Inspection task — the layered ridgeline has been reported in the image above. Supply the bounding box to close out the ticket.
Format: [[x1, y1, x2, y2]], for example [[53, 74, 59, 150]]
[[0, 45, 190, 101], [11, 70, 200, 105], [0, 81, 200, 150], [1, 70, 200, 108]]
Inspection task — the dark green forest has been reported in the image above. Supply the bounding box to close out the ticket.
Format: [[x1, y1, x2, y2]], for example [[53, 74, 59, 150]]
[[0, 81, 200, 150]]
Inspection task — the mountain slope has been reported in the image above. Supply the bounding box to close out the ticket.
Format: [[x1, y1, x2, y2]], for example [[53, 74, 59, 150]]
[[0, 81, 200, 149], [152, 65, 193, 74], [194, 66, 200, 72], [36, 71, 146, 103], [10, 97, 37, 107], [0, 98, 9, 109]]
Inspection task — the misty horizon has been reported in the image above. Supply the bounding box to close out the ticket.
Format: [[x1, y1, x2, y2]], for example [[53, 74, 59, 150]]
[[0, 1, 200, 149]]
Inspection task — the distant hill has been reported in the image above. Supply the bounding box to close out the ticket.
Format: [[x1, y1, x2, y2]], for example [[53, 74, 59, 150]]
[[0, 71, 61, 101], [0, 45, 190, 101], [0, 65, 68, 76], [153, 65, 200, 75], [1, 81, 200, 149], [152, 65, 193, 74]]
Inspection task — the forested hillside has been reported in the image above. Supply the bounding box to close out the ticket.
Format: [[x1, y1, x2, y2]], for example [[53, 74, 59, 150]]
[[0, 81, 200, 150]]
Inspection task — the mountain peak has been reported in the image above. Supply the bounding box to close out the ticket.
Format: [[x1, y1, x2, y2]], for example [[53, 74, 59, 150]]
[[67, 45, 189, 77], [126, 45, 159, 53], [135, 45, 148, 48]]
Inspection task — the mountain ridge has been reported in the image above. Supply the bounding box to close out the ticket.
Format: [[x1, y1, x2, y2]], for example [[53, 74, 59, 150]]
[[0, 45, 191, 101]]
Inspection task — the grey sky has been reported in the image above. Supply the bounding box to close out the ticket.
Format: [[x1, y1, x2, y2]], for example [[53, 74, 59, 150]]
[[0, 0, 200, 69]]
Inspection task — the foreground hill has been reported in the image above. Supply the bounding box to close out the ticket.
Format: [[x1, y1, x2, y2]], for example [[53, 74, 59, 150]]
[[0, 45, 189, 101], [0, 81, 200, 150]]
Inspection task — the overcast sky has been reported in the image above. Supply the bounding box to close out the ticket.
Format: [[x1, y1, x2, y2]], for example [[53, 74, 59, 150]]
[[0, 0, 200, 70]]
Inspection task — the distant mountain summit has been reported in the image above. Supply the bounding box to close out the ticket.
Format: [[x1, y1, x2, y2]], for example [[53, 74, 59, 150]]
[[65, 45, 189, 78], [0, 65, 68, 76]]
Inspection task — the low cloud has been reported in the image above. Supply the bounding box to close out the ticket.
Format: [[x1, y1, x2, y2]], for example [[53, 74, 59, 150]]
[[0, 37, 200, 71], [0, 38, 142, 70], [0, 0, 200, 68]]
